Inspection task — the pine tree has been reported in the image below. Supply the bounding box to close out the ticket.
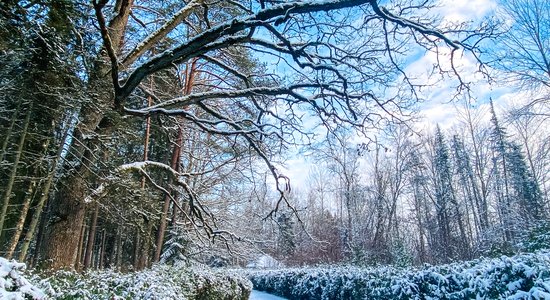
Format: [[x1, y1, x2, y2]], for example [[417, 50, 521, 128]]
[[489, 100, 546, 244], [409, 149, 430, 264], [433, 126, 469, 260], [277, 212, 296, 260], [489, 100, 515, 242], [506, 142, 545, 221], [451, 135, 487, 239]]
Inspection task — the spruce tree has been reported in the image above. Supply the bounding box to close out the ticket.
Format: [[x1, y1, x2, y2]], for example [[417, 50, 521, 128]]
[[489, 100, 547, 244], [433, 126, 469, 260]]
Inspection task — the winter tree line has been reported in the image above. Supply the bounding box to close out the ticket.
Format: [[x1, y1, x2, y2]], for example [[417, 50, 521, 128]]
[[0, 0, 548, 271], [265, 101, 549, 267]]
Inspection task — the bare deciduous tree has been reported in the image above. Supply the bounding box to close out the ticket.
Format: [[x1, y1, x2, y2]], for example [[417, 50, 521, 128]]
[[37, 0, 489, 269], [491, 0, 550, 112]]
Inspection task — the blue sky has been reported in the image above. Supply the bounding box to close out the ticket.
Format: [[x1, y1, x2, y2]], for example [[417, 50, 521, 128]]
[[270, 0, 534, 189]]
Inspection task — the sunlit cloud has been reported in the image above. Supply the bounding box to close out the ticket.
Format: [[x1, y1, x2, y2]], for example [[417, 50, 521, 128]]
[[437, 0, 497, 23]]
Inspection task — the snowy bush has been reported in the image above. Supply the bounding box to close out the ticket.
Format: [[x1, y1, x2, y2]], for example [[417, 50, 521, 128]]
[[0, 257, 46, 299], [247, 251, 550, 300], [41, 263, 251, 300]]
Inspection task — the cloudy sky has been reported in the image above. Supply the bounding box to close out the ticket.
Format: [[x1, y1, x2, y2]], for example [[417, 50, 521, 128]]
[[275, 0, 526, 189]]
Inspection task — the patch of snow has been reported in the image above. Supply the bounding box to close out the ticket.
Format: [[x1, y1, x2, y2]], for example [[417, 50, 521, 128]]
[[250, 290, 287, 300]]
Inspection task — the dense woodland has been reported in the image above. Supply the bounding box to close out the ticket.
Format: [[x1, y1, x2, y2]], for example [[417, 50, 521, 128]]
[[0, 0, 548, 273]]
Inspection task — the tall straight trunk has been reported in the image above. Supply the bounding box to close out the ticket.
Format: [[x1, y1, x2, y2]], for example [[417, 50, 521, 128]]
[[450, 195, 469, 258], [461, 181, 479, 240], [115, 227, 122, 270], [75, 220, 87, 271], [84, 204, 99, 269], [413, 187, 426, 263], [18, 128, 66, 262], [133, 231, 141, 269], [153, 60, 197, 262], [0, 99, 22, 163], [0, 104, 32, 237], [27, 204, 47, 268], [153, 126, 182, 261], [41, 0, 134, 270], [108, 233, 117, 268], [464, 107, 490, 230], [99, 229, 106, 269], [445, 172, 469, 257], [138, 220, 153, 269], [6, 179, 37, 259], [6, 136, 51, 259], [135, 89, 153, 268]]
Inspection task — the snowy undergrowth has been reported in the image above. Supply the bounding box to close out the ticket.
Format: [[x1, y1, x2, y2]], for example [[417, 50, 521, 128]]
[[247, 251, 550, 300], [0, 257, 46, 299], [1, 256, 251, 300], [40, 263, 251, 300]]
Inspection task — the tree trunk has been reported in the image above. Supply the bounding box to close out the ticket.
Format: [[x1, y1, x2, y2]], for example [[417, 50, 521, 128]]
[[0, 99, 22, 163], [0, 104, 32, 237], [138, 220, 153, 269], [99, 229, 106, 269], [40, 0, 133, 270], [133, 229, 141, 269], [42, 174, 88, 269], [5, 179, 37, 259], [18, 129, 66, 262], [115, 227, 122, 270], [84, 204, 99, 269], [75, 220, 87, 271], [153, 60, 197, 263]]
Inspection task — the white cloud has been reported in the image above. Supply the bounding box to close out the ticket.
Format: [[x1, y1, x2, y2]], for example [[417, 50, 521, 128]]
[[272, 157, 312, 189], [436, 0, 497, 23], [276, 0, 521, 189]]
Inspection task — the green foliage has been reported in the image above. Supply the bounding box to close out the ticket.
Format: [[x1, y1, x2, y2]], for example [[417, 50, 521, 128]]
[[391, 238, 414, 268], [518, 221, 550, 252], [160, 226, 192, 265], [277, 212, 296, 258], [39, 264, 251, 300], [247, 251, 550, 300]]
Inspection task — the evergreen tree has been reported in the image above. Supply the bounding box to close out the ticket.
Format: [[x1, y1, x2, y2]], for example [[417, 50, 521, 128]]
[[433, 126, 469, 261], [277, 212, 296, 260], [506, 142, 545, 221], [489, 100, 515, 242], [451, 135, 487, 239], [489, 100, 547, 244], [432, 126, 452, 261]]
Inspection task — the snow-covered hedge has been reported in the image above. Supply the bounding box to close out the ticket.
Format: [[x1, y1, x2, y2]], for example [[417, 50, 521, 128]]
[[0, 257, 46, 299], [41, 264, 251, 300], [247, 251, 550, 299]]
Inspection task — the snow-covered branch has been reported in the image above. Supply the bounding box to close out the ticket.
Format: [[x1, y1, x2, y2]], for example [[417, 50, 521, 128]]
[[121, 0, 204, 68]]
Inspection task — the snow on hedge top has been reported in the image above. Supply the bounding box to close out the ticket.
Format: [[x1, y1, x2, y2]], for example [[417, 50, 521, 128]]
[[0, 257, 45, 300], [247, 251, 550, 300], [40, 262, 251, 299]]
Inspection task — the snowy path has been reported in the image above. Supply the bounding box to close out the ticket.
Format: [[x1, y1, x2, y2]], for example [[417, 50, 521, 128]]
[[249, 290, 287, 300]]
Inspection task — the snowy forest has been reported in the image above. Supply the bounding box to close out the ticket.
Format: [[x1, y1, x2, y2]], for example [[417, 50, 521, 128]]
[[0, 0, 549, 299]]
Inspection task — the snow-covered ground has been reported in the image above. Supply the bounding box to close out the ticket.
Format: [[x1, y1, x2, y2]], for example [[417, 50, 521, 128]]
[[250, 290, 287, 300]]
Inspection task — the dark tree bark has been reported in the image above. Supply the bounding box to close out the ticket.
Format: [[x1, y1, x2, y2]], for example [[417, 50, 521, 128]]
[[41, 0, 133, 270], [84, 204, 99, 270]]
